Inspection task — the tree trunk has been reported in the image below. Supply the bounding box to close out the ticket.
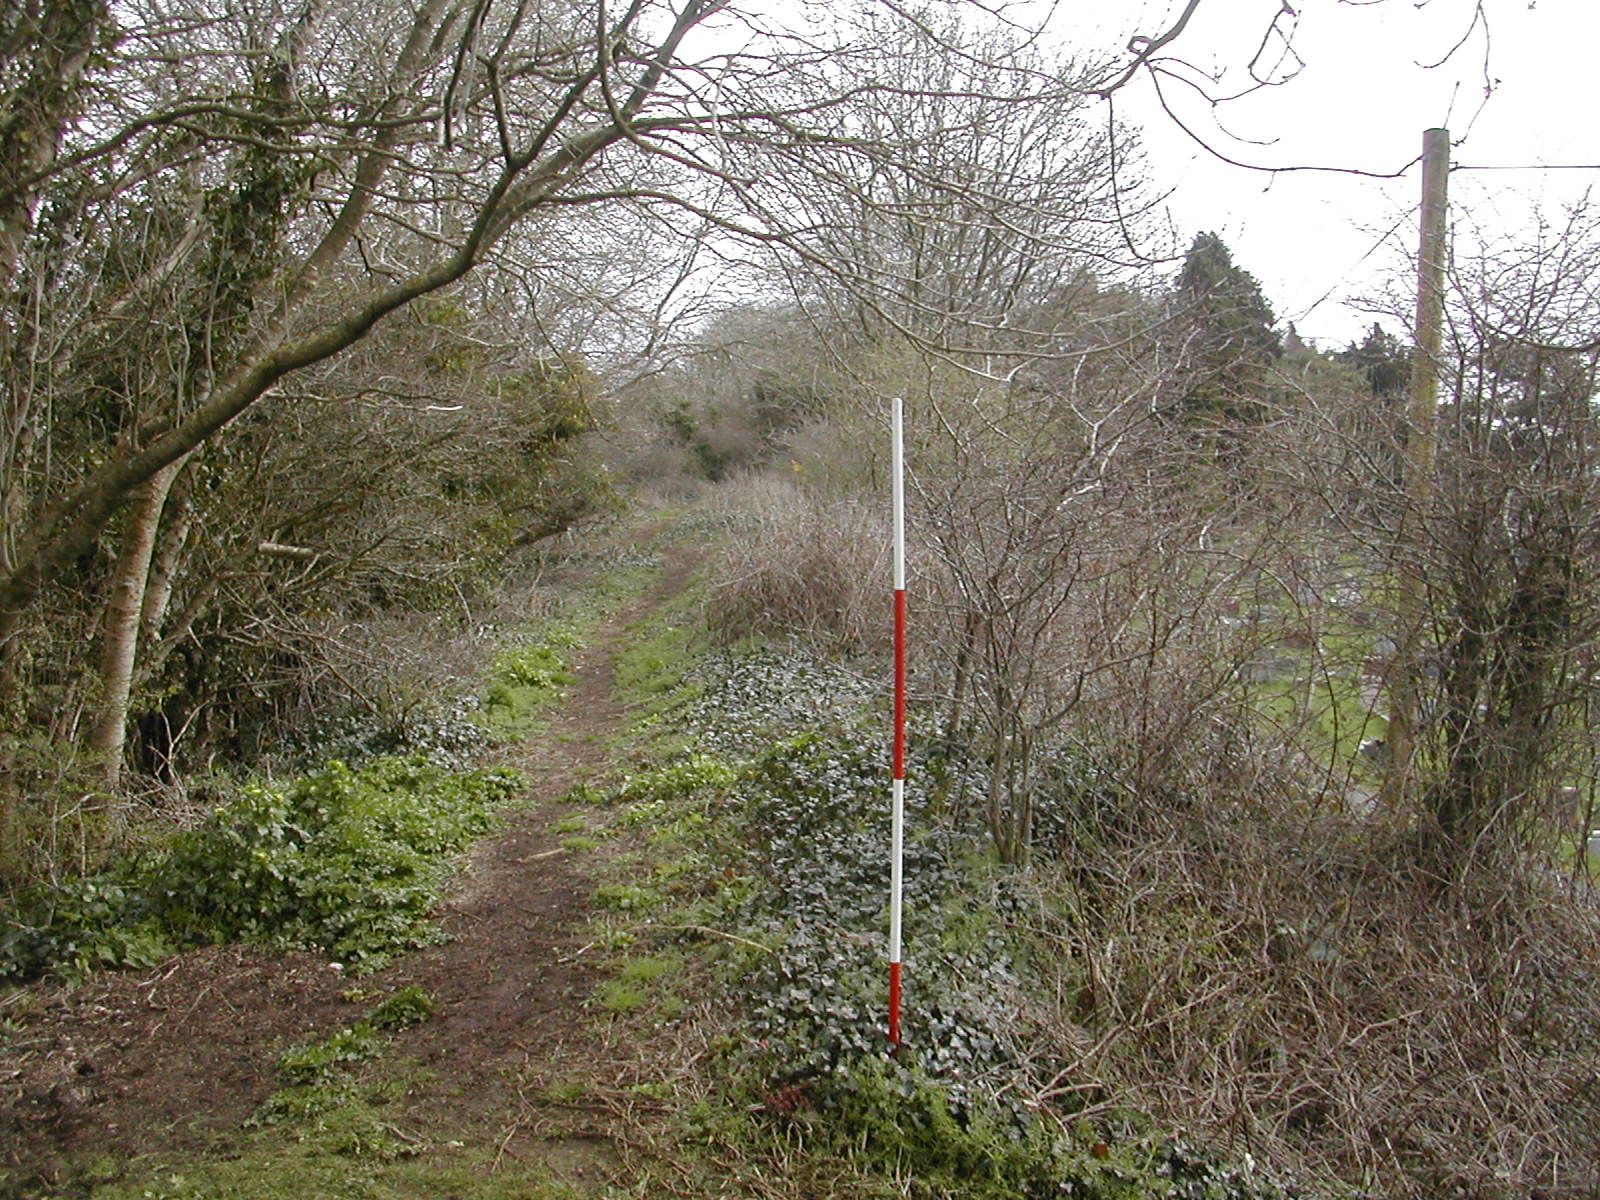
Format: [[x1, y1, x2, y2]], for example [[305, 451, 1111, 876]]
[[137, 456, 198, 647], [0, 0, 105, 696], [0, 0, 105, 290], [86, 458, 185, 787], [946, 609, 981, 741]]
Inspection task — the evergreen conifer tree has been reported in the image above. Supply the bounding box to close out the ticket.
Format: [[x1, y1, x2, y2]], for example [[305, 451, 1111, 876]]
[[1173, 231, 1282, 419]]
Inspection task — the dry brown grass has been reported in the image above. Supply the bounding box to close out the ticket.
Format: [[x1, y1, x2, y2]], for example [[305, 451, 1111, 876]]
[[1017, 792, 1600, 1199], [703, 473, 888, 653]]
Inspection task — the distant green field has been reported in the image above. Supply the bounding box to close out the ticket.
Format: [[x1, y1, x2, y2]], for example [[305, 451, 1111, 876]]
[[1235, 594, 1390, 787]]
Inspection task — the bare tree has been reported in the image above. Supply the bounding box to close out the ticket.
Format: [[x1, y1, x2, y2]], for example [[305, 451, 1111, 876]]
[[916, 318, 1274, 862], [1, 0, 1153, 795], [722, 9, 1143, 358]]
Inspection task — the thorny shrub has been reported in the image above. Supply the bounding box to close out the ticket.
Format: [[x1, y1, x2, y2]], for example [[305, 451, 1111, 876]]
[[688, 448, 1600, 1196], [1022, 796, 1600, 1200]]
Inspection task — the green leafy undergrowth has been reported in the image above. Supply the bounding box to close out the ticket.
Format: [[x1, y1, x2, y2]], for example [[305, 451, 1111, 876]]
[[617, 752, 739, 806], [477, 624, 582, 736], [594, 953, 685, 1017], [0, 876, 172, 982], [284, 694, 492, 774], [612, 578, 709, 730], [594, 881, 665, 913], [277, 1023, 387, 1088], [677, 646, 878, 757], [727, 728, 1030, 1113], [618, 646, 1297, 1199], [0, 756, 521, 983], [92, 1086, 584, 1200], [259, 985, 435, 1122], [564, 747, 742, 943], [773, 1059, 1293, 1200], [476, 547, 670, 740]]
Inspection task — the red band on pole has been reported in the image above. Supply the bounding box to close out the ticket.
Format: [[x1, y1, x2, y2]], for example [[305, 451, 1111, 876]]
[[893, 589, 907, 780], [888, 961, 903, 1049]]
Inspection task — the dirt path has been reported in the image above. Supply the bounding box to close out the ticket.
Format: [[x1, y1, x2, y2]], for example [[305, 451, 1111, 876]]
[[1, 542, 702, 1196], [384, 546, 703, 1162]]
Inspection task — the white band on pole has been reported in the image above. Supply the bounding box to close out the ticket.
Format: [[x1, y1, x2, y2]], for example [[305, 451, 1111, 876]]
[[893, 397, 906, 592]]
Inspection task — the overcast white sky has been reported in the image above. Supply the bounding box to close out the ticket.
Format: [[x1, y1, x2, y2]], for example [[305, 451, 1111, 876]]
[[1067, 0, 1600, 347]]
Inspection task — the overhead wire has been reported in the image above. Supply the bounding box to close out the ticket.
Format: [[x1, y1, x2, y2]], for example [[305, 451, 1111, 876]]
[[1452, 163, 1600, 172]]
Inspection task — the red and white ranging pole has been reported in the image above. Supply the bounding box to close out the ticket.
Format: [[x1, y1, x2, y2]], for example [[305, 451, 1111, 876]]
[[889, 396, 907, 1052]]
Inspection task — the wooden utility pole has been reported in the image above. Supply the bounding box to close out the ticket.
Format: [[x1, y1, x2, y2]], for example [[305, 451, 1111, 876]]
[[1384, 127, 1449, 807]]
